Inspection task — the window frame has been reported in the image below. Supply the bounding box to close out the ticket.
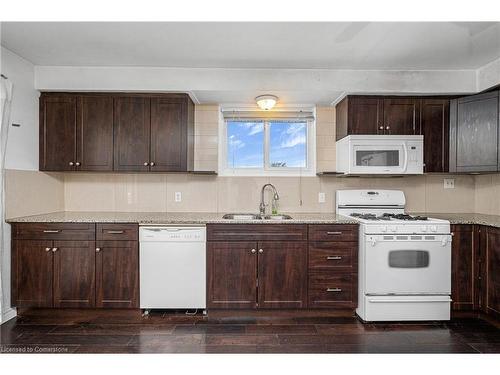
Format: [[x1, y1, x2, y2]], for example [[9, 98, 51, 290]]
[[218, 115, 316, 176]]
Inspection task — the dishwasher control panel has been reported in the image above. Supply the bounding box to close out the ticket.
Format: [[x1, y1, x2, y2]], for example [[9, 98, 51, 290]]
[[140, 226, 206, 242]]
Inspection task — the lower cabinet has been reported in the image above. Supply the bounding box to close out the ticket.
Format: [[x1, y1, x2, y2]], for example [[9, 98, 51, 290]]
[[207, 240, 307, 309], [450, 225, 478, 311], [482, 226, 500, 318], [11, 223, 139, 309], [95, 240, 139, 308]]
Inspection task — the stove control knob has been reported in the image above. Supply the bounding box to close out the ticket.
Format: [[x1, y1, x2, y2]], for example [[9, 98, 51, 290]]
[[421, 225, 428, 232], [430, 225, 437, 232]]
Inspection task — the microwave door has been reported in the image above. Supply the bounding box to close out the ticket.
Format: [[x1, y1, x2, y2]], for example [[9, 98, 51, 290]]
[[353, 146, 405, 173]]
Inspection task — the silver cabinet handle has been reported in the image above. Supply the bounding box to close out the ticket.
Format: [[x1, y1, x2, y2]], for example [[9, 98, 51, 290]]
[[75, 162, 81, 166], [150, 162, 155, 166], [45, 247, 51, 252], [326, 256, 342, 260], [144, 162, 149, 166], [251, 249, 256, 254], [43, 230, 61, 233], [96, 248, 101, 253], [69, 161, 74, 166], [326, 288, 342, 292], [52, 247, 58, 252], [326, 231, 342, 235], [258, 249, 264, 254], [107, 230, 124, 234], [378, 126, 384, 130]]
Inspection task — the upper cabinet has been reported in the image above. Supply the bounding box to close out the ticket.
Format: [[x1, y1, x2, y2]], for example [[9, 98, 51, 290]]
[[336, 95, 450, 173], [39, 93, 195, 173], [449, 91, 500, 173]]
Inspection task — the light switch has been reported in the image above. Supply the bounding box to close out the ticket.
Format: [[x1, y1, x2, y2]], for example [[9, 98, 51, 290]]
[[444, 178, 455, 189], [175, 192, 182, 202], [318, 192, 326, 203]]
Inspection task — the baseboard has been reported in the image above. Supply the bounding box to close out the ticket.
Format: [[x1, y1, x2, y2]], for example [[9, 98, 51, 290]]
[[1, 307, 17, 324]]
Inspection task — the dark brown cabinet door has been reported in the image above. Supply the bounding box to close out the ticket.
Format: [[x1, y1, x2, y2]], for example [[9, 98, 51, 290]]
[[349, 97, 384, 136], [383, 98, 420, 135], [420, 99, 449, 173], [451, 225, 477, 311], [113, 97, 151, 171], [450, 91, 499, 173], [53, 241, 96, 308], [95, 240, 139, 308], [484, 227, 500, 317], [12, 240, 53, 307], [77, 96, 114, 171], [150, 97, 187, 171], [207, 242, 257, 309], [40, 95, 77, 171], [257, 241, 308, 308]]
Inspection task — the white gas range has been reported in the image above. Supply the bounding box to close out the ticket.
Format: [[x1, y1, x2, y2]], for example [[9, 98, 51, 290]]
[[336, 189, 452, 322]]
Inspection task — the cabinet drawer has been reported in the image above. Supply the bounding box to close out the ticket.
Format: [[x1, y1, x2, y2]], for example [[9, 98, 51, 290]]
[[308, 273, 356, 308], [96, 223, 138, 241], [309, 242, 356, 269], [207, 224, 307, 241], [12, 223, 95, 240], [308, 225, 358, 242]]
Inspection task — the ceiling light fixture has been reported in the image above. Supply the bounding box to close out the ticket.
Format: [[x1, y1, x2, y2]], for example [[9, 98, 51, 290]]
[[255, 95, 278, 110]]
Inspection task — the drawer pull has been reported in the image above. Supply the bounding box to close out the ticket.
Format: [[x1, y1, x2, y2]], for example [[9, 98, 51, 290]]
[[326, 256, 342, 260], [106, 230, 124, 234], [43, 230, 61, 233], [326, 231, 342, 235], [326, 288, 342, 292]]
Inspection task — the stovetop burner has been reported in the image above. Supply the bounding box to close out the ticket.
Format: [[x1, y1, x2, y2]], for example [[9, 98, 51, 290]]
[[350, 213, 428, 221]]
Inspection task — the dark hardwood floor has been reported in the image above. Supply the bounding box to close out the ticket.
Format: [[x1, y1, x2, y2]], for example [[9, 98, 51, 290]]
[[1, 309, 499, 353]]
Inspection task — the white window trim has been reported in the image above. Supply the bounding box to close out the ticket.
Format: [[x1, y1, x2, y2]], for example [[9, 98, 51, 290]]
[[218, 110, 316, 177]]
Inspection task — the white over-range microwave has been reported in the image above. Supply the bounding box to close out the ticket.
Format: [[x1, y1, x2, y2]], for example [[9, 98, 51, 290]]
[[335, 135, 424, 175]]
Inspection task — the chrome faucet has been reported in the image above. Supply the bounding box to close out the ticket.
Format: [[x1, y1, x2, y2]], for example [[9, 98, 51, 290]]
[[259, 184, 280, 216]]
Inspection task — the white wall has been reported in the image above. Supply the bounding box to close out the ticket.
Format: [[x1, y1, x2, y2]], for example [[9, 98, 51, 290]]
[[477, 57, 500, 92], [1, 47, 39, 324], [2, 46, 39, 171]]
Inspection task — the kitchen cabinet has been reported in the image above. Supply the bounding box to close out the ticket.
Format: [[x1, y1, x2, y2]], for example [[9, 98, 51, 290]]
[[481, 226, 500, 318], [335, 95, 451, 173], [113, 96, 151, 171], [39, 93, 195, 173], [449, 91, 500, 173], [207, 241, 258, 309], [39, 95, 77, 171], [450, 225, 478, 311], [53, 240, 96, 308], [307, 225, 358, 308], [77, 95, 114, 171], [11, 223, 139, 309], [206, 224, 308, 309]]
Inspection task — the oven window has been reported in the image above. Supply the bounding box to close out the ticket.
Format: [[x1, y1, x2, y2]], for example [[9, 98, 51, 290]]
[[388, 250, 430, 268], [356, 150, 399, 166]]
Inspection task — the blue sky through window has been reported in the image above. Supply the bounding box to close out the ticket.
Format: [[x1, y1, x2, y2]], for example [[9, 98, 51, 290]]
[[226, 120, 307, 169]]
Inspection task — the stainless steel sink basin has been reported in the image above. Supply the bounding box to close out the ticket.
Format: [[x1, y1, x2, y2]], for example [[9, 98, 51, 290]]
[[263, 214, 293, 220], [222, 213, 293, 220], [222, 213, 262, 220]]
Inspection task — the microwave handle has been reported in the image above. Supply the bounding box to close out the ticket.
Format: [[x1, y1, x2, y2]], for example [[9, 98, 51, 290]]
[[401, 142, 409, 173]]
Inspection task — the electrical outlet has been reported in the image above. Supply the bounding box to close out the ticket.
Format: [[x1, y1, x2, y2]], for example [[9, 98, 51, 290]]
[[174, 192, 182, 202], [318, 192, 326, 203], [444, 178, 455, 189]]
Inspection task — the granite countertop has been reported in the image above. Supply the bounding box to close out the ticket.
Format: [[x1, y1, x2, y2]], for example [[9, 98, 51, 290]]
[[7, 211, 500, 228], [5, 211, 358, 225]]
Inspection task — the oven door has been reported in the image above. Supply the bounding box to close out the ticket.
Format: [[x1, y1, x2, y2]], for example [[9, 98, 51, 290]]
[[364, 234, 451, 295], [350, 144, 407, 174]]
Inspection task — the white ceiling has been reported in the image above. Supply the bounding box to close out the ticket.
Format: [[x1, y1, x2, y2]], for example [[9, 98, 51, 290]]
[[2, 22, 500, 70]]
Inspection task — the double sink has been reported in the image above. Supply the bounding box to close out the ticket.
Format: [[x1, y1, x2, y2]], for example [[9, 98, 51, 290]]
[[222, 213, 293, 221]]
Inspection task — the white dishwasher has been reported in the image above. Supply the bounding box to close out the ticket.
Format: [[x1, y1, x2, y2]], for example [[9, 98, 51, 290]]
[[139, 225, 206, 311]]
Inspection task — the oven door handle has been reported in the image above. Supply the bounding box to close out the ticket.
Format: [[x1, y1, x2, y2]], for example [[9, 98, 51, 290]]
[[368, 298, 452, 303]]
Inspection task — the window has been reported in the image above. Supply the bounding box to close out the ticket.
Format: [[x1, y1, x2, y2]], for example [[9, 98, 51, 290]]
[[220, 114, 315, 176]]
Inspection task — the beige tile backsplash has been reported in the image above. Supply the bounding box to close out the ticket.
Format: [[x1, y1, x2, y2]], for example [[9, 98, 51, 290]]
[[4, 105, 495, 217]]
